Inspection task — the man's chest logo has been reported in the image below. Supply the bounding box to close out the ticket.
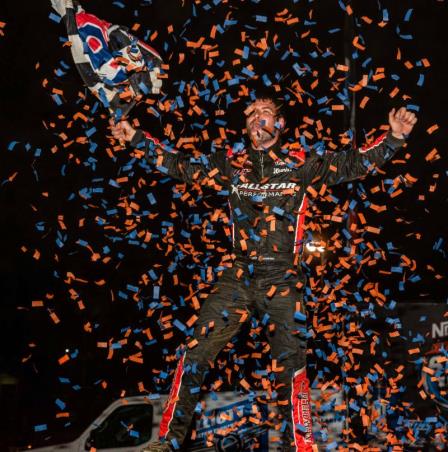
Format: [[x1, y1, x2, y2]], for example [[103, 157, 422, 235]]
[[231, 182, 297, 198]]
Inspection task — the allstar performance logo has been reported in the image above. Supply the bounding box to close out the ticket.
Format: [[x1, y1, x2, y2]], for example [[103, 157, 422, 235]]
[[231, 182, 297, 199]]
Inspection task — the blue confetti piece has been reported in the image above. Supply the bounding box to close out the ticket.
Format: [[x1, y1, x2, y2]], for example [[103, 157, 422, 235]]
[[51, 94, 63, 106], [255, 15, 267, 23], [59, 60, 70, 70], [406, 104, 420, 112], [118, 290, 128, 300], [8, 141, 19, 151], [337, 0, 348, 11], [295, 423, 308, 433], [391, 266, 403, 274], [173, 319, 186, 331], [317, 96, 328, 105], [85, 127, 96, 138], [127, 284, 139, 293], [292, 63, 304, 77], [294, 311, 306, 322], [272, 206, 284, 216], [424, 417, 437, 424], [404, 8, 413, 22], [49, 12, 62, 23], [362, 57, 372, 68], [55, 398, 66, 410], [417, 74, 425, 87]]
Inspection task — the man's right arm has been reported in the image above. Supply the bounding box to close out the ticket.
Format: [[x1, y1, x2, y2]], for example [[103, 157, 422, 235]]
[[110, 120, 229, 189]]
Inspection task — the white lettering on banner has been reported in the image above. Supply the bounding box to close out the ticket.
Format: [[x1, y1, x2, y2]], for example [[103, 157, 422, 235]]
[[432, 321, 448, 339]]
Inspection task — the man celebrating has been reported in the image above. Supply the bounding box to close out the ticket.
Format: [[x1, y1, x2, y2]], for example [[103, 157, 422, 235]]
[[110, 96, 417, 451]]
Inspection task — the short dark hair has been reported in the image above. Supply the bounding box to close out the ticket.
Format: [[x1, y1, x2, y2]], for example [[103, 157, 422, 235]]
[[248, 87, 285, 118]]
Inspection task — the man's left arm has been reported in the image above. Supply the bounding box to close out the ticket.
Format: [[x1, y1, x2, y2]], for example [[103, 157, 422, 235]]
[[301, 107, 417, 187]]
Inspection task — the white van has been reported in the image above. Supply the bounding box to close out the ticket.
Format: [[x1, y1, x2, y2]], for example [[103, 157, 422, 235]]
[[28, 392, 272, 451], [29, 388, 344, 451]]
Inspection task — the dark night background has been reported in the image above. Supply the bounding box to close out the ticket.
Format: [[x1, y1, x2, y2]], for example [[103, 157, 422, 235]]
[[1, 0, 447, 450]]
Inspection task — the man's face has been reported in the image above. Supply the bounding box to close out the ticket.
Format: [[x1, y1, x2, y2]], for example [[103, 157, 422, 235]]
[[245, 99, 284, 147]]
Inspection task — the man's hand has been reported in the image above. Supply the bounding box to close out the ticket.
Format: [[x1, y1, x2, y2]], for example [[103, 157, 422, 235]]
[[388, 107, 418, 139], [109, 118, 137, 142]]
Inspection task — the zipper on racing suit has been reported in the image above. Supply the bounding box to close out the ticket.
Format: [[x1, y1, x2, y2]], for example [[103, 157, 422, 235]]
[[258, 151, 265, 259]]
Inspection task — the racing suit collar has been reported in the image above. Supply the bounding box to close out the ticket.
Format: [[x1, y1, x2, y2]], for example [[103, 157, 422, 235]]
[[247, 140, 284, 179], [248, 139, 283, 158]]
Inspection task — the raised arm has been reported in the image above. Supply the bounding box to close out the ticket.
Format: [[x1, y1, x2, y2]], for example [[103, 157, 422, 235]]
[[109, 119, 230, 189], [300, 107, 417, 188]]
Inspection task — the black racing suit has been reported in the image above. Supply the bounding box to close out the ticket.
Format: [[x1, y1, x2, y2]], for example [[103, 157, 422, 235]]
[[131, 130, 405, 450]]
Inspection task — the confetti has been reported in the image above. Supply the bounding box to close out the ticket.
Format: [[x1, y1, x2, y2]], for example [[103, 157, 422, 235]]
[[4, 0, 445, 449]]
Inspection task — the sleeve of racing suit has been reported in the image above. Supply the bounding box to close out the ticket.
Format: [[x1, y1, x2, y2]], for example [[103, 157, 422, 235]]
[[130, 129, 230, 188], [300, 131, 406, 188]]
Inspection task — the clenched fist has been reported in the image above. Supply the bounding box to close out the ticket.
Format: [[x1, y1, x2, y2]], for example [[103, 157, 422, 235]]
[[389, 107, 418, 139], [109, 118, 137, 142]]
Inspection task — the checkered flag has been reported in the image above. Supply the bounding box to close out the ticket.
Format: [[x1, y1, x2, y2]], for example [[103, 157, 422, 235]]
[[51, 0, 163, 118]]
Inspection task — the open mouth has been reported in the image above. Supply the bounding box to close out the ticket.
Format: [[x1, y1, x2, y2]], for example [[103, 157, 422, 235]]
[[251, 121, 275, 138]]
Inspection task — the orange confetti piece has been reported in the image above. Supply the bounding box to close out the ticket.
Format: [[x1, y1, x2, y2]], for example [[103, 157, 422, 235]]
[[427, 124, 439, 134], [425, 148, 440, 162], [266, 285, 277, 298], [359, 96, 369, 109], [389, 87, 400, 98], [58, 354, 70, 365], [352, 36, 365, 50], [49, 311, 60, 324]]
